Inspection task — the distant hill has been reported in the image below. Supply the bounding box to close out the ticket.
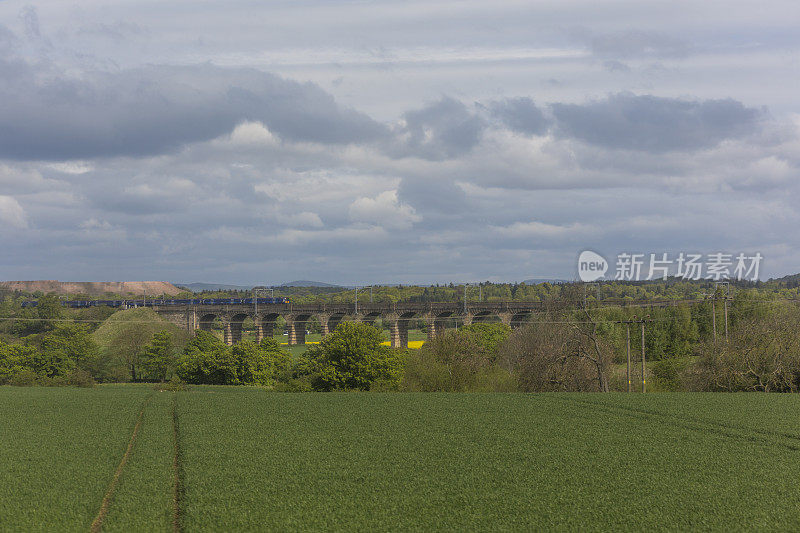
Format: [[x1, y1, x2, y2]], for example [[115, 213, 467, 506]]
[[521, 278, 570, 285], [0, 280, 182, 296], [178, 282, 253, 292], [280, 280, 340, 287]]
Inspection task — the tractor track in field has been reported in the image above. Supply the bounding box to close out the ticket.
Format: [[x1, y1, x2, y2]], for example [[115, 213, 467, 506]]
[[172, 393, 184, 533], [554, 395, 800, 452], [563, 395, 800, 451], [90, 394, 155, 533]]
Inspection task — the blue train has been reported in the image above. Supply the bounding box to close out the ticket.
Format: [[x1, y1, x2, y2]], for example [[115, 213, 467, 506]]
[[21, 297, 290, 309]]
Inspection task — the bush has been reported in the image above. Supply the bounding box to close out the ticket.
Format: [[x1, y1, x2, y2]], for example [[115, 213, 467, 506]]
[[176, 332, 292, 386], [401, 329, 515, 392], [304, 322, 404, 391], [9, 369, 39, 387], [63, 369, 96, 388], [650, 359, 688, 392], [273, 377, 313, 392], [157, 375, 188, 391]]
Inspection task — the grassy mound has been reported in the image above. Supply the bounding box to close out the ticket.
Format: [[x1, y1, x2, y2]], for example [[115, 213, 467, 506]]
[[93, 308, 190, 353]]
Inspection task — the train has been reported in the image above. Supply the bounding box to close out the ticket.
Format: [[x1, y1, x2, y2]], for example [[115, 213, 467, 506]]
[[20, 297, 290, 309]]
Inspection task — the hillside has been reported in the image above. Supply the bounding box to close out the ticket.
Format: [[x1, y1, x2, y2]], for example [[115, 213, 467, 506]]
[[0, 280, 182, 296], [178, 282, 252, 292], [281, 280, 340, 287], [93, 308, 191, 352]]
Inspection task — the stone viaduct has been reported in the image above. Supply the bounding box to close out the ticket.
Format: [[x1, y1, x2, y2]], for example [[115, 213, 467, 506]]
[[154, 301, 547, 347]]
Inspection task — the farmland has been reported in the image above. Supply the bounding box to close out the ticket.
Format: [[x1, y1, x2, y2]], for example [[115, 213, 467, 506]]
[[2, 386, 799, 531]]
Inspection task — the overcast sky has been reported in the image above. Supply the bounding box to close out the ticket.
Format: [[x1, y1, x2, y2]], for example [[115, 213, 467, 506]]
[[1, 1, 799, 285]]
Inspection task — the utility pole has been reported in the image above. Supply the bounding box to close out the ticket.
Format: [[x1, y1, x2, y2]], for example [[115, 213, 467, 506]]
[[355, 287, 359, 314], [715, 281, 730, 343], [626, 314, 650, 393], [627, 322, 632, 393], [711, 292, 717, 344], [616, 317, 636, 392], [641, 319, 646, 393]]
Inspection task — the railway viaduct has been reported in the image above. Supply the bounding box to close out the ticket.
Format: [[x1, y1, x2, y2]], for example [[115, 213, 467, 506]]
[[154, 301, 546, 347]]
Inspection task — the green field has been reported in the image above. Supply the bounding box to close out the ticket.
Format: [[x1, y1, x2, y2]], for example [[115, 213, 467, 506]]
[[2, 386, 799, 531]]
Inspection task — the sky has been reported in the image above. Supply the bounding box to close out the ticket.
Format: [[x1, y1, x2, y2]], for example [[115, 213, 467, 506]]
[[0, 0, 799, 285]]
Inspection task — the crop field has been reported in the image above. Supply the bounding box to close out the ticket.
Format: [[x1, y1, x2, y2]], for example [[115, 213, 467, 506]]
[[2, 387, 799, 531]]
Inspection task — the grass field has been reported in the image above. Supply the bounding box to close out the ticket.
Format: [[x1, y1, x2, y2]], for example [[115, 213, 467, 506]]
[[2, 386, 799, 531]]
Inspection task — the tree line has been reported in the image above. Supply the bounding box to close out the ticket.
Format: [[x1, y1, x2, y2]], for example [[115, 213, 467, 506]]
[[2, 287, 800, 392]]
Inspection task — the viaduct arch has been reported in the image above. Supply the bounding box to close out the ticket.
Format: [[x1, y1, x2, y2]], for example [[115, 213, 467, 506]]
[[154, 301, 546, 348]]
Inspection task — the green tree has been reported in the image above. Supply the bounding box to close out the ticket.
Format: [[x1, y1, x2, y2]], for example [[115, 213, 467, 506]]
[[177, 331, 233, 384], [12, 294, 63, 336], [38, 323, 99, 369], [176, 332, 292, 385], [460, 323, 511, 360], [305, 322, 404, 391], [141, 331, 176, 382], [0, 342, 39, 384]]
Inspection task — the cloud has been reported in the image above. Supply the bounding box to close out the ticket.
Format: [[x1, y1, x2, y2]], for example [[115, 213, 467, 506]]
[[349, 190, 422, 229], [487, 97, 549, 136], [551, 93, 763, 152], [226, 121, 279, 146], [391, 97, 485, 160], [0, 38, 387, 160], [589, 30, 691, 59], [0, 196, 28, 228]]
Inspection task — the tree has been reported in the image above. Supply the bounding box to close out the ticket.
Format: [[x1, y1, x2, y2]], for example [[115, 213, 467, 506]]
[[12, 294, 63, 336], [305, 321, 403, 391], [401, 329, 515, 392], [176, 332, 292, 385], [500, 286, 612, 392], [38, 323, 98, 369], [177, 331, 232, 384], [692, 304, 800, 392], [460, 323, 511, 360], [92, 308, 189, 382], [141, 331, 176, 382], [0, 342, 38, 384]]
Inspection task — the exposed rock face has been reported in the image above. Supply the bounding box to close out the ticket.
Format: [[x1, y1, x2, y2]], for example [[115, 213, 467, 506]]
[[0, 280, 183, 296]]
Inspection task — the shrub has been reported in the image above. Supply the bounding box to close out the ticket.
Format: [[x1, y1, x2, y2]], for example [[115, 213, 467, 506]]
[[304, 322, 404, 391], [157, 375, 188, 391], [650, 359, 687, 392], [401, 329, 515, 392], [63, 369, 96, 388], [9, 369, 40, 387], [176, 332, 292, 386]]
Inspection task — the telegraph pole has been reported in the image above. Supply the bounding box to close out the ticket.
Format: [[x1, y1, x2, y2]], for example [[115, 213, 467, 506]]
[[641, 318, 646, 393], [715, 281, 730, 343], [627, 322, 632, 393], [711, 292, 717, 344], [616, 317, 636, 392], [629, 314, 650, 393]]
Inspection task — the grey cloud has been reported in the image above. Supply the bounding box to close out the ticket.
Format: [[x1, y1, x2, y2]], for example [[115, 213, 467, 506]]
[[19, 6, 42, 40], [487, 97, 549, 136], [590, 30, 692, 59], [391, 97, 485, 160], [602, 60, 631, 73], [0, 42, 388, 160], [551, 93, 763, 152]]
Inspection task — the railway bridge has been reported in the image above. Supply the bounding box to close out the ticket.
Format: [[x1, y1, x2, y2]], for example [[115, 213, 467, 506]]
[[154, 301, 547, 347]]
